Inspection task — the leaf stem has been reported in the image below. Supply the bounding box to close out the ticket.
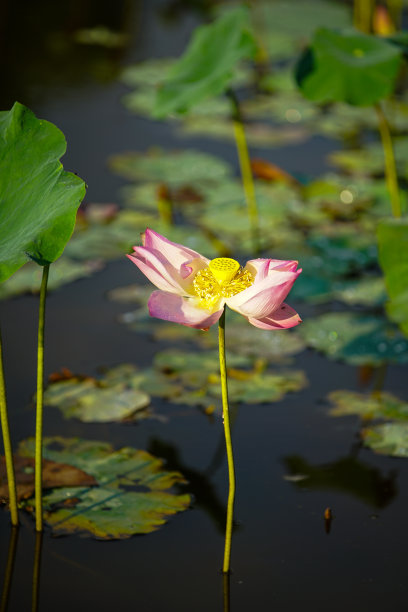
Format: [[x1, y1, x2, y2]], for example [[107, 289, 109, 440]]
[[227, 89, 260, 254], [0, 327, 18, 526], [35, 264, 49, 532], [375, 103, 402, 218], [218, 307, 235, 574]]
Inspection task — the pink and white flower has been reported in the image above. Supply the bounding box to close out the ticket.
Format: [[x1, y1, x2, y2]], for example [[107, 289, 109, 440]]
[[127, 229, 302, 330]]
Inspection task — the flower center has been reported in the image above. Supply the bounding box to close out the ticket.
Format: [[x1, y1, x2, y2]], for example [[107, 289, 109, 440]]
[[193, 257, 254, 308]]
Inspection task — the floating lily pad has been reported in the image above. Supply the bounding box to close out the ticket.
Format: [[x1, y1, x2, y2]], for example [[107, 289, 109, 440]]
[[362, 422, 408, 457], [44, 369, 151, 423], [300, 312, 408, 365], [0, 103, 86, 282], [0, 257, 100, 300], [0, 455, 96, 502], [328, 390, 408, 420], [18, 437, 191, 538], [109, 148, 232, 185]]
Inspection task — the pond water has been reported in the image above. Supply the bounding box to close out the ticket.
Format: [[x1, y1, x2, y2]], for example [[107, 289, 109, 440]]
[[1, 1, 408, 610]]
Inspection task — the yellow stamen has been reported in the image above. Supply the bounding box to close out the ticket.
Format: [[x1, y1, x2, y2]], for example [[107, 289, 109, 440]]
[[193, 258, 254, 309]]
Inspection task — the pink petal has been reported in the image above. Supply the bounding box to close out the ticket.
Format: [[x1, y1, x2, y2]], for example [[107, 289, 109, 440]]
[[148, 291, 224, 329], [248, 303, 302, 330], [127, 249, 184, 294], [245, 258, 299, 280], [227, 268, 301, 320], [142, 228, 209, 269]]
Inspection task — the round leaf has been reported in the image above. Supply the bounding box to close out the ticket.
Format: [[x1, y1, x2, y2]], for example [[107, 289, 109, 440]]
[[0, 103, 86, 281], [296, 28, 402, 106]]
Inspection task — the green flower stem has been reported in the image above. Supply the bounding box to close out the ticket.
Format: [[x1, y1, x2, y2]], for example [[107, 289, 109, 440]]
[[353, 0, 374, 32], [35, 264, 49, 532], [227, 89, 260, 254], [375, 103, 402, 218], [0, 327, 18, 526], [218, 307, 235, 574], [0, 527, 19, 612]]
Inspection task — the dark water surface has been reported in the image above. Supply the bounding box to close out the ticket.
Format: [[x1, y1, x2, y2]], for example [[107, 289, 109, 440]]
[[1, 1, 408, 610]]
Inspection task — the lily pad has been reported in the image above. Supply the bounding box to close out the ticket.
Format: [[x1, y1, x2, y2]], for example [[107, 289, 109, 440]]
[[109, 148, 232, 185], [300, 312, 408, 365], [0, 103, 86, 282], [18, 437, 191, 538], [44, 369, 151, 423], [328, 390, 408, 420], [296, 28, 402, 106], [153, 6, 257, 117], [362, 422, 408, 457], [0, 455, 96, 502], [0, 257, 100, 300]]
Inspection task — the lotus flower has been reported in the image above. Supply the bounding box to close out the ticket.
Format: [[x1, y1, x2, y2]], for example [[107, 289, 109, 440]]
[[127, 229, 302, 330]]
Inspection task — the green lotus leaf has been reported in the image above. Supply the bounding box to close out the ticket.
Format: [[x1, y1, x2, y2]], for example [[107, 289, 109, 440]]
[[18, 437, 191, 538], [44, 367, 151, 423], [296, 28, 402, 106], [362, 422, 408, 457], [153, 6, 257, 118], [300, 312, 408, 365], [0, 102, 86, 282], [377, 217, 408, 335], [328, 390, 408, 420], [109, 148, 233, 185]]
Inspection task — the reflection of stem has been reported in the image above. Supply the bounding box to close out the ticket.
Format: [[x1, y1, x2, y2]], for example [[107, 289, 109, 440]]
[[375, 103, 401, 218], [0, 527, 19, 612], [227, 89, 260, 254], [0, 328, 18, 526], [31, 532, 43, 612], [35, 264, 49, 532], [218, 307, 235, 574], [386, 0, 403, 30], [222, 572, 230, 612]]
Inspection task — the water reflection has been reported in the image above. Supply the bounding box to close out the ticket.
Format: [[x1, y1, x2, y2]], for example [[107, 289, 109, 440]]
[[283, 451, 397, 508], [0, 527, 18, 612], [0, 0, 135, 107], [148, 438, 228, 533], [31, 532, 43, 612]]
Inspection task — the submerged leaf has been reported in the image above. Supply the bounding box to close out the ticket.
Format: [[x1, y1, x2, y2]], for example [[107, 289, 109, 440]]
[[18, 437, 191, 538]]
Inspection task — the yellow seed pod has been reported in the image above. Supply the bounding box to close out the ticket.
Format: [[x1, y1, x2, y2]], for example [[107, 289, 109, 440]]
[[209, 258, 240, 285]]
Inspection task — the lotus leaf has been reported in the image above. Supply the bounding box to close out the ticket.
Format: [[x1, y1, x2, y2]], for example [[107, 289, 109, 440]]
[[296, 28, 402, 106], [300, 312, 408, 365], [18, 437, 191, 538], [377, 218, 408, 335], [109, 148, 232, 185], [0, 257, 100, 300], [153, 6, 257, 117], [362, 422, 408, 457], [44, 369, 151, 423], [328, 390, 408, 420], [0, 102, 86, 282]]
